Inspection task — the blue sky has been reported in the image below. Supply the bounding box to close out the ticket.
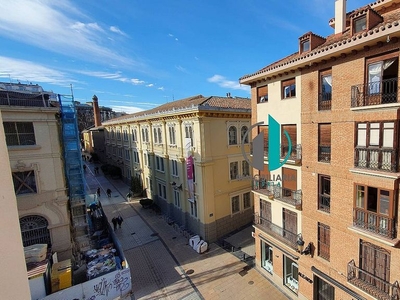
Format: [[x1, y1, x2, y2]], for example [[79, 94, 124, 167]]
[[0, 0, 368, 113]]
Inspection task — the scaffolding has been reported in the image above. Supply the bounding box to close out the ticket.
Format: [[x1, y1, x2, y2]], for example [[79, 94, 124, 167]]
[[58, 94, 91, 254]]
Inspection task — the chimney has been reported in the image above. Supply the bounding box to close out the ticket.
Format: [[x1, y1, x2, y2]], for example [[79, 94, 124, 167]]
[[335, 0, 346, 34], [92, 95, 101, 127]]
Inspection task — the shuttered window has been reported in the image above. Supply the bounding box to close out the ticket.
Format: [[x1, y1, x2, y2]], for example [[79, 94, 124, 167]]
[[318, 223, 330, 261], [281, 124, 296, 147], [318, 124, 331, 162], [282, 167, 297, 191], [260, 200, 271, 222], [259, 125, 269, 156], [257, 85, 268, 103], [283, 208, 297, 235]]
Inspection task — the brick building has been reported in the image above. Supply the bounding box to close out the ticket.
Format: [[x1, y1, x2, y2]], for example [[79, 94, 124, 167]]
[[240, 0, 400, 299]]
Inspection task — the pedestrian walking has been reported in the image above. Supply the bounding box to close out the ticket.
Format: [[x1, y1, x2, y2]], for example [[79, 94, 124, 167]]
[[83, 165, 87, 172], [117, 215, 123, 229], [94, 166, 99, 174], [106, 188, 112, 198], [126, 192, 132, 201], [96, 187, 101, 197], [111, 217, 117, 231]]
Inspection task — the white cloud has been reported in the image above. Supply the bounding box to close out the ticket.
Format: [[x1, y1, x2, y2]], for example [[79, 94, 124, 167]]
[[207, 75, 250, 92], [157, 87, 165, 91], [0, 0, 136, 67], [175, 65, 187, 73], [146, 84, 154, 87], [75, 70, 145, 85], [110, 105, 144, 114], [110, 26, 127, 36], [0, 56, 76, 86]]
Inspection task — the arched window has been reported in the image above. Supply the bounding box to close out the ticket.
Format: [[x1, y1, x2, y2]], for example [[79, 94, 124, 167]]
[[241, 126, 249, 144], [157, 128, 162, 143], [19, 215, 51, 247], [229, 126, 237, 145]]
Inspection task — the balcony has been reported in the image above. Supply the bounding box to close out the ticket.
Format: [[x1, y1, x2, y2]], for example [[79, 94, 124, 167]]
[[355, 147, 398, 172], [347, 260, 399, 300], [254, 213, 298, 250], [318, 92, 332, 110], [281, 144, 302, 162], [351, 78, 400, 108], [252, 178, 302, 209], [353, 208, 396, 239], [0, 91, 52, 107]]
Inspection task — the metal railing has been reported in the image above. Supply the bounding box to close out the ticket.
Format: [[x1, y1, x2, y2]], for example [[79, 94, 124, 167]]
[[347, 260, 399, 300], [254, 213, 298, 250], [252, 179, 302, 208], [355, 147, 398, 172], [353, 208, 396, 239], [281, 144, 302, 161], [318, 92, 332, 110], [0, 91, 51, 107], [351, 78, 400, 108]]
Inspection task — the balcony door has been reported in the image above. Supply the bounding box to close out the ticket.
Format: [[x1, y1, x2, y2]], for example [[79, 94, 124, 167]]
[[366, 54, 398, 105], [360, 240, 390, 293], [283, 208, 297, 239]]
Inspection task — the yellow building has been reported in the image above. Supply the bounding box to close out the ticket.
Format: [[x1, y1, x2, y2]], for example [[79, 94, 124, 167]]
[[102, 95, 252, 242], [0, 83, 72, 261]]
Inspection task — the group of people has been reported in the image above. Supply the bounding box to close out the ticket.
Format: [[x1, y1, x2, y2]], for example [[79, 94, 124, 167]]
[[96, 187, 112, 198], [111, 215, 123, 230]]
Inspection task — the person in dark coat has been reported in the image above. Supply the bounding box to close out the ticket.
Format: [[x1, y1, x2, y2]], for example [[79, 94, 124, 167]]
[[96, 187, 101, 197], [111, 217, 117, 231], [117, 215, 123, 228], [106, 188, 112, 198]]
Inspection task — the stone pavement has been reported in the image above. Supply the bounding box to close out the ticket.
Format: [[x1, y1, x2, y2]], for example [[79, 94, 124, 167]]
[[83, 162, 292, 300]]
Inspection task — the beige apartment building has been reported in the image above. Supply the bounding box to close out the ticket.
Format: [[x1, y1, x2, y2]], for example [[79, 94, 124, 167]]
[[240, 0, 400, 299], [102, 95, 253, 242], [0, 83, 72, 262]]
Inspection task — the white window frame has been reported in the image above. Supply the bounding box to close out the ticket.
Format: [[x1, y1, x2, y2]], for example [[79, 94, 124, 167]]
[[190, 197, 198, 218], [261, 241, 273, 274], [231, 195, 240, 214], [156, 156, 165, 172], [174, 190, 180, 207], [229, 126, 238, 145], [171, 160, 178, 177]]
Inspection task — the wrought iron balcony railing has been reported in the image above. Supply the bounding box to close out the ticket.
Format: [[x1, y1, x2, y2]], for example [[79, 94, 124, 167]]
[[347, 260, 399, 300], [354, 147, 398, 172], [353, 208, 396, 239], [252, 178, 302, 208], [281, 144, 302, 161], [351, 78, 400, 108], [254, 213, 298, 250], [318, 92, 332, 110]]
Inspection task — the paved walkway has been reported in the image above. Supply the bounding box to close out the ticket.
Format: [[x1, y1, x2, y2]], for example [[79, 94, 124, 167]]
[[83, 162, 291, 300]]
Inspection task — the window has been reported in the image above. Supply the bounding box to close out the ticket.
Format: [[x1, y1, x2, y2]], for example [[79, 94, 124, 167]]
[[319, 70, 332, 110], [190, 198, 197, 217], [13, 170, 37, 195], [158, 183, 166, 199], [354, 184, 394, 238], [155, 156, 165, 172], [354, 16, 366, 33], [261, 241, 273, 274], [359, 240, 390, 294], [19, 215, 50, 247], [259, 125, 269, 157], [231, 195, 240, 214], [230, 161, 238, 180], [365, 55, 398, 105], [242, 160, 250, 177], [282, 78, 296, 99], [185, 125, 193, 146], [281, 124, 296, 159], [153, 128, 158, 144], [174, 190, 180, 207], [355, 121, 396, 171], [157, 128, 162, 144], [125, 149, 131, 161], [142, 128, 149, 143], [243, 192, 251, 209], [260, 199, 271, 225], [314, 276, 335, 300], [116, 130, 121, 140], [282, 167, 297, 198], [132, 129, 137, 142], [318, 223, 330, 261], [123, 129, 128, 141], [241, 126, 249, 144], [318, 175, 331, 213], [4, 122, 36, 146], [318, 124, 331, 162], [171, 160, 178, 177], [301, 40, 310, 52], [228, 126, 237, 145], [257, 85, 268, 103], [282, 208, 297, 236], [133, 151, 139, 163], [169, 126, 176, 145], [118, 148, 123, 158], [284, 256, 298, 294]]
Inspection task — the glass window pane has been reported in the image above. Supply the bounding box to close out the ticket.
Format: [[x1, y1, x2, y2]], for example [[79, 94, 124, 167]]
[[379, 190, 390, 215], [356, 185, 365, 208], [369, 123, 380, 146]]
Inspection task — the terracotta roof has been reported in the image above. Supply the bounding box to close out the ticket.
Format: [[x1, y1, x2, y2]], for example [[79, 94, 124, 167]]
[[240, 3, 400, 82], [103, 95, 251, 124]]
